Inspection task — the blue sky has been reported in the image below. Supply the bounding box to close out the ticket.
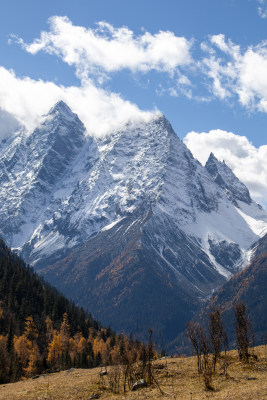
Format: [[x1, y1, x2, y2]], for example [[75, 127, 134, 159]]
[[0, 0, 267, 203]]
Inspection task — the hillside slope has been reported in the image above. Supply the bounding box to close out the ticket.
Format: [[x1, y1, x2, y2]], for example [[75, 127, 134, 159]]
[[0, 238, 123, 383], [0, 238, 99, 337], [206, 234, 267, 344]]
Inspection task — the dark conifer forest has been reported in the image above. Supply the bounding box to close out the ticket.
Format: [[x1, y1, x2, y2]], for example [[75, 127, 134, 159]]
[[0, 239, 143, 383]]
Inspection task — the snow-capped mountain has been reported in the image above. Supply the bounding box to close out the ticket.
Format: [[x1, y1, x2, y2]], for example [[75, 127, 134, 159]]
[[0, 101, 266, 341]]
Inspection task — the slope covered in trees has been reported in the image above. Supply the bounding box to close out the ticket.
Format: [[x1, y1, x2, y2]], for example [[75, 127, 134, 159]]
[[0, 239, 143, 383]]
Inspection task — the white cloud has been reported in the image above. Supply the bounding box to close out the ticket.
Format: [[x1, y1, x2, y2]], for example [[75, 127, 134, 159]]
[[0, 66, 156, 137], [10, 16, 267, 116], [258, 0, 267, 18], [13, 16, 192, 83], [201, 35, 267, 112], [0, 17, 195, 137], [184, 130, 267, 206]]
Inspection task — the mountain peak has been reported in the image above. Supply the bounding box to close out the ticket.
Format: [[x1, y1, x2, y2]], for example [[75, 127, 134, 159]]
[[41, 101, 87, 142], [49, 100, 73, 116], [208, 151, 216, 160], [205, 152, 252, 205], [207, 152, 222, 164]]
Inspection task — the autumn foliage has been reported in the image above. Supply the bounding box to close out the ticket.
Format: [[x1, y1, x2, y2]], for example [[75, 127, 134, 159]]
[[1, 310, 150, 383], [0, 239, 145, 383]]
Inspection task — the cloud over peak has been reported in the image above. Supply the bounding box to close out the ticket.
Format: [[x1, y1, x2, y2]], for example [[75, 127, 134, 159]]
[[3, 17, 195, 137], [0, 66, 156, 137]]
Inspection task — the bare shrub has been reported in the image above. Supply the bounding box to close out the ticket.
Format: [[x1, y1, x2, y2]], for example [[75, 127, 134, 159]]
[[209, 308, 226, 372], [202, 364, 214, 391], [199, 326, 210, 371], [107, 364, 122, 393], [107, 329, 161, 394], [186, 321, 202, 373], [234, 302, 250, 362]]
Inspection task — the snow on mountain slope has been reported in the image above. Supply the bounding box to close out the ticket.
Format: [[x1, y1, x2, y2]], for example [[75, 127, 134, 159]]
[[0, 101, 266, 297], [0, 101, 88, 250]]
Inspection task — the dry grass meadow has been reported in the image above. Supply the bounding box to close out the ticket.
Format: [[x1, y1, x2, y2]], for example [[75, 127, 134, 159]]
[[1, 346, 267, 400]]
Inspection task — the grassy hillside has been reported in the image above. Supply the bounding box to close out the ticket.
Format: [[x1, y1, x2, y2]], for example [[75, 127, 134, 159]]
[[1, 345, 267, 399]]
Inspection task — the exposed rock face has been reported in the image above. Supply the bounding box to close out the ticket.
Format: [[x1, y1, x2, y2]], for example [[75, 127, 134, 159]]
[[208, 239, 242, 273], [205, 152, 252, 206], [0, 101, 266, 342]]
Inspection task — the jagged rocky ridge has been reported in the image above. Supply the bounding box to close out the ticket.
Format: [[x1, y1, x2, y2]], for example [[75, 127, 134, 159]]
[[205, 152, 252, 206], [0, 101, 266, 341]]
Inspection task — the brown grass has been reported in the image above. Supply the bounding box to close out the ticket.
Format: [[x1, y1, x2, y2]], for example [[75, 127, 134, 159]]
[[1, 346, 267, 400]]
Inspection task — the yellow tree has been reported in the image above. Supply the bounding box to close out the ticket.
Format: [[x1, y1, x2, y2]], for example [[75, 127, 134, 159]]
[[47, 331, 63, 368], [59, 313, 70, 353], [14, 316, 40, 377], [45, 316, 54, 343], [23, 342, 40, 377], [14, 335, 31, 369], [77, 335, 87, 355], [68, 332, 86, 363]]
